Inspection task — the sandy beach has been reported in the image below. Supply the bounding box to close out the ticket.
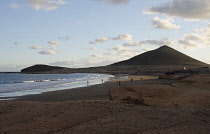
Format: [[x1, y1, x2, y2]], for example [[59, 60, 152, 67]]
[[1, 74, 210, 134]]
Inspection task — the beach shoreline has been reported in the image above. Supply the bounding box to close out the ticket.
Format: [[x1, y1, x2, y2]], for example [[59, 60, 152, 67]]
[[12, 75, 162, 102], [1, 74, 210, 134]]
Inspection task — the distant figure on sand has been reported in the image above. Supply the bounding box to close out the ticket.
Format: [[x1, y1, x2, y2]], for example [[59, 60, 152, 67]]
[[119, 81, 121, 85], [131, 78, 133, 82], [101, 79, 103, 83], [87, 81, 89, 86]]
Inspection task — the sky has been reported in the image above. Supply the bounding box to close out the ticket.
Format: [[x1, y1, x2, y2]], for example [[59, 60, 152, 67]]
[[0, 0, 210, 71]]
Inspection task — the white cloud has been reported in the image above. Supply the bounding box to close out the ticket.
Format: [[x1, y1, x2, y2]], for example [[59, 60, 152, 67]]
[[89, 47, 98, 50], [89, 34, 133, 44], [112, 34, 133, 41], [111, 45, 131, 51], [144, 0, 210, 20], [103, 52, 112, 56], [110, 45, 139, 60], [92, 0, 131, 5], [0, 64, 28, 72], [75, 21, 81, 24], [89, 37, 109, 44], [27, 0, 67, 11], [123, 41, 142, 47], [50, 45, 57, 50], [30, 45, 43, 50], [50, 61, 76, 66], [140, 38, 174, 46], [152, 17, 180, 29], [184, 33, 203, 41], [177, 39, 197, 49], [9, 3, 20, 8], [58, 36, 70, 40], [39, 50, 56, 55], [175, 23, 210, 49], [91, 54, 102, 58], [48, 41, 62, 45]]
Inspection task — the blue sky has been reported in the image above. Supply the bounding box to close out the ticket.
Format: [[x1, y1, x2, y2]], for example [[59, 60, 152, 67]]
[[1, 0, 210, 71]]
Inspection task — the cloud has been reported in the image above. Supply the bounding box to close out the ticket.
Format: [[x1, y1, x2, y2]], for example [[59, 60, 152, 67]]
[[58, 36, 70, 40], [92, 0, 131, 5], [112, 34, 133, 40], [110, 45, 139, 59], [144, 0, 210, 20], [140, 38, 174, 46], [50, 61, 77, 66], [0, 64, 28, 72], [89, 47, 98, 50], [177, 39, 198, 49], [123, 41, 142, 47], [48, 41, 62, 45], [27, 0, 67, 11], [30, 45, 43, 50], [89, 34, 133, 44], [89, 37, 109, 44], [175, 23, 210, 49], [152, 17, 180, 29], [49, 55, 118, 68], [111, 45, 131, 51], [50, 45, 57, 50], [75, 21, 81, 24], [9, 3, 20, 8], [183, 33, 203, 41], [91, 54, 102, 58], [39, 50, 56, 55]]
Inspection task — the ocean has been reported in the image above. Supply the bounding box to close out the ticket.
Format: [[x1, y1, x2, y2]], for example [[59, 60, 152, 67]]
[[0, 73, 113, 99]]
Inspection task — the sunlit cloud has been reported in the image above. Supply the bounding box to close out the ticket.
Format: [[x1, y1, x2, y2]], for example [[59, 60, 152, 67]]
[[91, 54, 102, 58], [140, 38, 174, 46], [92, 0, 131, 5], [9, 3, 20, 8], [144, 0, 210, 20], [30, 45, 43, 50], [39, 50, 56, 55], [89, 37, 109, 44], [152, 17, 180, 29], [123, 41, 142, 47], [112, 34, 133, 41], [48, 41, 62, 45], [89, 34, 133, 44], [27, 0, 68, 11]]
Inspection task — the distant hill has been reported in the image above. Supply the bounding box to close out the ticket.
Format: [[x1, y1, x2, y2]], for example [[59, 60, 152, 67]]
[[110, 45, 207, 66], [21, 46, 208, 74], [21, 64, 66, 73]]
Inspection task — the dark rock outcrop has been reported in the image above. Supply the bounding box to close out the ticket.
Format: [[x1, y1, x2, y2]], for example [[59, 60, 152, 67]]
[[21, 64, 66, 73]]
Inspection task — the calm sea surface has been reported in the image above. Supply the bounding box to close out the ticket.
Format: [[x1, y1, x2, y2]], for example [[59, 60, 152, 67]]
[[0, 73, 113, 98]]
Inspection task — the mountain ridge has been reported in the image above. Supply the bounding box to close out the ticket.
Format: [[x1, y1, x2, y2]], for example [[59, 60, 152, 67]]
[[110, 45, 207, 66]]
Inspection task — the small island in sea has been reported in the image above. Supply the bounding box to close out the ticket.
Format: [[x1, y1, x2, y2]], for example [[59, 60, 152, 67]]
[[1, 46, 210, 134]]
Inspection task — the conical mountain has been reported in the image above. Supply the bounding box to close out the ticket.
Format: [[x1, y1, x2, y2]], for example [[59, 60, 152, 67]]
[[111, 45, 207, 66]]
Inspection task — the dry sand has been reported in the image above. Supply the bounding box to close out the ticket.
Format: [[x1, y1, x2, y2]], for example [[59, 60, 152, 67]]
[[1, 74, 210, 134]]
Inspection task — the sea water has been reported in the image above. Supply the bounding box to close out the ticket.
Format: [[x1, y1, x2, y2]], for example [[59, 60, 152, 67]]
[[0, 73, 113, 98]]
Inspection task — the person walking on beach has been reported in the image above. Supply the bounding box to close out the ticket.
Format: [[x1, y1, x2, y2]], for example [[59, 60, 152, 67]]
[[101, 79, 103, 83], [119, 81, 121, 85], [87, 81, 89, 86], [131, 78, 133, 82]]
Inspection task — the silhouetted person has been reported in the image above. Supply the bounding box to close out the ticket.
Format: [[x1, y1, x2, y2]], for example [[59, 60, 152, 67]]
[[119, 81, 121, 85], [131, 78, 133, 82]]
